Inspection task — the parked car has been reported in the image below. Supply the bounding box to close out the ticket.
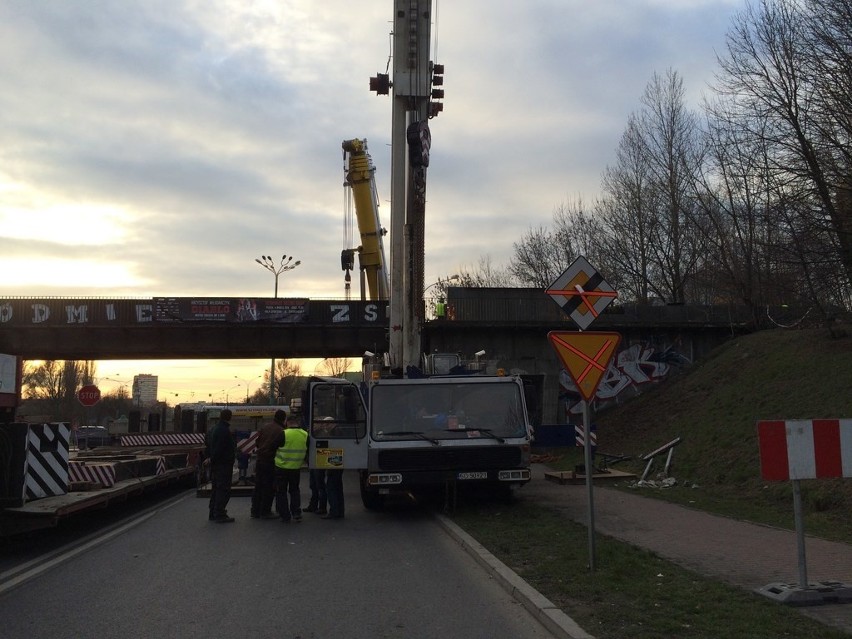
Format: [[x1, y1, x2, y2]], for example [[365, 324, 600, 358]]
[[73, 425, 112, 449]]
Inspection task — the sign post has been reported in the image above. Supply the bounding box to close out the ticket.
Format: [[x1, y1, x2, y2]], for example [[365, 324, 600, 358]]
[[756, 419, 852, 605], [546, 256, 619, 571]]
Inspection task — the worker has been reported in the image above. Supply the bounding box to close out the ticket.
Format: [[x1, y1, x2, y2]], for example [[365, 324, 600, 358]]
[[305, 416, 334, 515], [205, 408, 236, 523], [323, 467, 345, 520], [273, 414, 309, 522], [250, 409, 286, 519], [435, 297, 446, 319]]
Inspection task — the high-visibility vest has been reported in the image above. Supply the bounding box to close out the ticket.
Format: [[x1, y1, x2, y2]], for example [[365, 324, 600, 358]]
[[274, 428, 308, 469]]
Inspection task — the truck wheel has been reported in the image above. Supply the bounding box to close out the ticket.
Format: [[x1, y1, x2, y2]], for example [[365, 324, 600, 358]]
[[359, 472, 385, 511]]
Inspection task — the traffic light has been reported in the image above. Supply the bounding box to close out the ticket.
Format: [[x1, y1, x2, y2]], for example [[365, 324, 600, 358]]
[[431, 62, 444, 99], [430, 62, 444, 118]]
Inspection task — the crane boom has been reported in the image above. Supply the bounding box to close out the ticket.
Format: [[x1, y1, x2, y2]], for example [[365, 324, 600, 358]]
[[388, 0, 434, 374], [342, 138, 389, 301]]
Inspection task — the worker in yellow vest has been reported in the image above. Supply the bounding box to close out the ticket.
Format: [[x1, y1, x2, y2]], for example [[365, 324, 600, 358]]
[[273, 414, 309, 522]]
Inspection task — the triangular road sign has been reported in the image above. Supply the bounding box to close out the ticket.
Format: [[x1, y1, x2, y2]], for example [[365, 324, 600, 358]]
[[548, 331, 621, 401]]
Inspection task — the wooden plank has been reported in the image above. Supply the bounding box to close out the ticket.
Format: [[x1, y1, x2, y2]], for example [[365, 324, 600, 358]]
[[544, 469, 637, 485]]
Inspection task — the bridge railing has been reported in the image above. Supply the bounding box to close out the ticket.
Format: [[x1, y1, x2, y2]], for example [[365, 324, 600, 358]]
[[442, 288, 757, 327]]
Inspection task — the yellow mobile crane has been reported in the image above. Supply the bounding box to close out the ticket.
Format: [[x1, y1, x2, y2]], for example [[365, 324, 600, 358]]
[[341, 138, 389, 301]]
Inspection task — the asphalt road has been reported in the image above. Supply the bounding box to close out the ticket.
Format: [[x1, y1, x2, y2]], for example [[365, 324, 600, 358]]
[[0, 472, 558, 639]]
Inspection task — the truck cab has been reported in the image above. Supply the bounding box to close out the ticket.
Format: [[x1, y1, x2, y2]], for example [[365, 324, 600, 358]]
[[306, 373, 533, 509]]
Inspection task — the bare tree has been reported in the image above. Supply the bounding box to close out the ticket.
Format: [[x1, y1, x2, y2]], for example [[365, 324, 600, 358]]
[[22, 359, 97, 423], [510, 198, 598, 288], [271, 358, 303, 405], [596, 114, 659, 302], [317, 357, 353, 377], [455, 254, 517, 288], [636, 69, 706, 303], [594, 71, 706, 304], [716, 0, 852, 303]]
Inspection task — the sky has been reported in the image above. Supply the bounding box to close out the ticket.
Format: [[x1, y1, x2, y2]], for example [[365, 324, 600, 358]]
[[0, 0, 745, 403]]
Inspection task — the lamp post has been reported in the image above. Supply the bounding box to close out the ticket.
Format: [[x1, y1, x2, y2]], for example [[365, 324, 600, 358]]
[[255, 254, 301, 403], [235, 374, 262, 403], [225, 383, 241, 406]]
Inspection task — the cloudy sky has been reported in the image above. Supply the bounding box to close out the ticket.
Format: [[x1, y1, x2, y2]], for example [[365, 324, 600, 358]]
[[0, 0, 745, 401]]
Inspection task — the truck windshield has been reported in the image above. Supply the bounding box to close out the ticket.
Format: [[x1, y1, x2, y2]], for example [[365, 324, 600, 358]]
[[371, 381, 528, 441]]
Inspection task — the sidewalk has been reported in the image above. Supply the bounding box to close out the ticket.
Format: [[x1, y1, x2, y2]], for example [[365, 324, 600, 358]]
[[517, 463, 852, 635]]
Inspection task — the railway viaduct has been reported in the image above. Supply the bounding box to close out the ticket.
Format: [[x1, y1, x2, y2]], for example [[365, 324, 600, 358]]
[[0, 288, 756, 423]]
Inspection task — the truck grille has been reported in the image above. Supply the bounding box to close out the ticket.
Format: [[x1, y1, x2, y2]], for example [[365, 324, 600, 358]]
[[376, 446, 523, 472]]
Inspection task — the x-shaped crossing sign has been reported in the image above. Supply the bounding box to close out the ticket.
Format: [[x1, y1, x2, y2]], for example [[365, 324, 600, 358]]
[[546, 256, 616, 330], [548, 331, 621, 401]]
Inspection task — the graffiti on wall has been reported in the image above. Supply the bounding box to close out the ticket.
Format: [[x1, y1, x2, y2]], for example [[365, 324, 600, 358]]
[[559, 340, 691, 419]]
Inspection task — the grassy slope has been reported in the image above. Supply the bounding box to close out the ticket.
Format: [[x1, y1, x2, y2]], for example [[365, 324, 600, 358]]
[[572, 325, 852, 543], [450, 326, 852, 639]]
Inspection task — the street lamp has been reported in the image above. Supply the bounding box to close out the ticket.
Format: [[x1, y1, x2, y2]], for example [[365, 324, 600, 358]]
[[225, 383, 241, 406], [256, 253, 301, 403], [235, 374, 262, 403]]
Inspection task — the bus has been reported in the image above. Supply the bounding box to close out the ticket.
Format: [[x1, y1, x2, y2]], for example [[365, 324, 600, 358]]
[[174, 404, 289, 433]]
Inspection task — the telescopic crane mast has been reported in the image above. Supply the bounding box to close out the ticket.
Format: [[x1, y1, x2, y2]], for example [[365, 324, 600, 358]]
[[370, 0, 443, 375]]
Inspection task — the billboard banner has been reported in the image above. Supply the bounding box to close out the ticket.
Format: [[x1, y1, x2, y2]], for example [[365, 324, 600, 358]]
[[156, 298, 308, 323]]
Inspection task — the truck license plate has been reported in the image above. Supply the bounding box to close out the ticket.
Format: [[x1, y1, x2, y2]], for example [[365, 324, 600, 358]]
[[457, 471, 488, 480]]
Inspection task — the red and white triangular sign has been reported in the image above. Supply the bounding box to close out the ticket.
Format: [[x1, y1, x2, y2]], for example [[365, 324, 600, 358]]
[[548, 331, 621, 401]]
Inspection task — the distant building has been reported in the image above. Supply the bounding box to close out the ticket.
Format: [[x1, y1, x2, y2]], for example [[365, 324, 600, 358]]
[[132, 374, 158, 407]]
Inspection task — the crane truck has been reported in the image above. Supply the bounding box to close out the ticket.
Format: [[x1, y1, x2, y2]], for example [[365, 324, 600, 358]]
[[304, 0, 533, 509]]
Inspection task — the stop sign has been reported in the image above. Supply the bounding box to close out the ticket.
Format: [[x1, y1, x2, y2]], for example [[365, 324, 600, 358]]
[[77, 384, 101, 407]]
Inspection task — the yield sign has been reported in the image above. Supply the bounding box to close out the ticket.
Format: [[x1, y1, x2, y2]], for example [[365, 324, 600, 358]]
[[548, 331, 621, 401], [547, 256, 616, 330]]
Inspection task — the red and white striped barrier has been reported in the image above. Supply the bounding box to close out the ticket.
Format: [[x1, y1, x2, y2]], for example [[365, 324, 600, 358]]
[[574, 424, 597, 448], [69, 461, 117, 488], [758, 419, 852, 481], [120, 433, 206, 447], [237, 431, 259, 456]]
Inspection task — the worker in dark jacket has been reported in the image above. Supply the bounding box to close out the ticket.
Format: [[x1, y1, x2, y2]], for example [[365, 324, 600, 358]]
[[251, 409, 286, 519], [206, 408, 236, 523]]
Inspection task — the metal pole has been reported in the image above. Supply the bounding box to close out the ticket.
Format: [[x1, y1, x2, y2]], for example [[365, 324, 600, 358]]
[[792, 479, 808, 589], [583, 400, 596, 571], [270, 272, 277, 404]]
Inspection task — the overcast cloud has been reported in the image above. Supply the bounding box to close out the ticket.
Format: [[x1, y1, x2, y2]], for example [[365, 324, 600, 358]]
[[0, 0, 746, 396], [0, 0, 746, 299]]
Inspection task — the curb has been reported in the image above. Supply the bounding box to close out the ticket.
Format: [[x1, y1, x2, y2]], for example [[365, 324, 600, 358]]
[[435, 514, 595, 639]]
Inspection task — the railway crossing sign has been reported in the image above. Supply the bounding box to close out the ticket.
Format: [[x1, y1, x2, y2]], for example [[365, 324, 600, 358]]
[[546, 256, 616, 330], [548, 331, 621, 401], [77, 384, 101, 407]]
